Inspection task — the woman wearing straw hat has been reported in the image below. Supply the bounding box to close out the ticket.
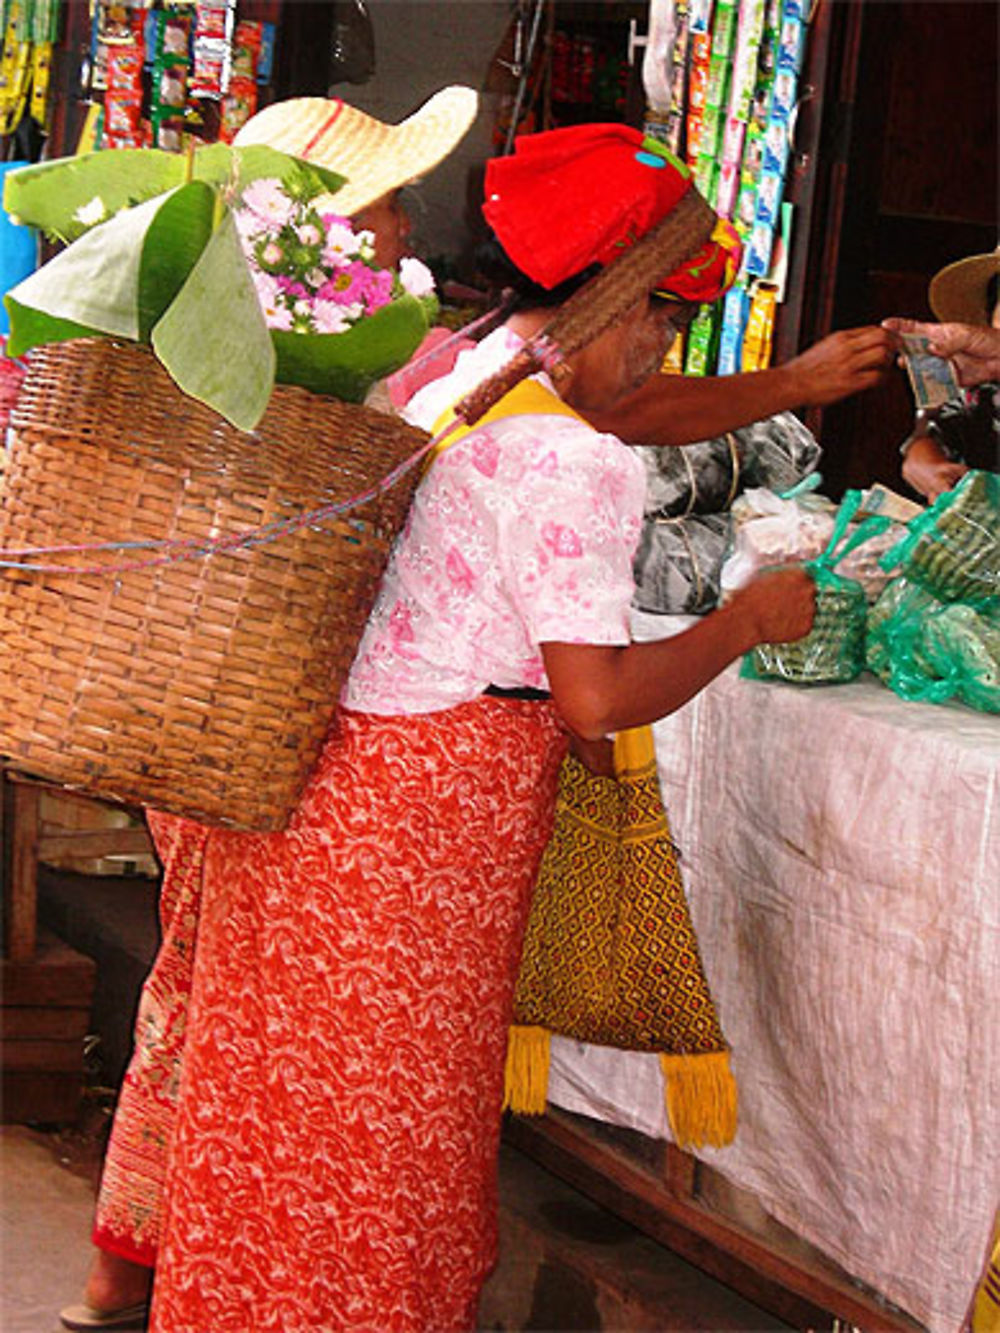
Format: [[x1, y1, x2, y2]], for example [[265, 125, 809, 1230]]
[[58, 88, 479, 1333], [884, 245, 1000, 501], [141, 123, 814, 1333]]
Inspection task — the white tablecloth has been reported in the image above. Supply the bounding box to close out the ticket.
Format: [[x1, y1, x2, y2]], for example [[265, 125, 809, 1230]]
[[546, 613, 1000, 1333]]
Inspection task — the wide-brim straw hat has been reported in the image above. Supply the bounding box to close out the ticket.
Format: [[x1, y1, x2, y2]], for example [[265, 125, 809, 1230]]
[[928, 245, 1000, 324], [233, 86, 479, 217]]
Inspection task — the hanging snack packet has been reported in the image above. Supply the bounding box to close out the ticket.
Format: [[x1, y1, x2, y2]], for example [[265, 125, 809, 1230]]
[[879, 469, 1000, 608], [742, 490, 891, 684]]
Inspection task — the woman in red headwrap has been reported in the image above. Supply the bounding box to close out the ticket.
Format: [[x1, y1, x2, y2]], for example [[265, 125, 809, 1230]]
[[147, 125, 814, 1333]]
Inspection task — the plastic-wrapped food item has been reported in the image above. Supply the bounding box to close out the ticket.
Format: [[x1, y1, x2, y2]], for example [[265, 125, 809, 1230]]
[[632, 511, 732, 614], [880, 469, 1000, 608], [734, 408, 821, 491], [742, 490, 891, 684], [867, 576, 1000, 713], [637, 409, 821, 521], [638, 433, 742, 518], [721, 487, 834, 594]]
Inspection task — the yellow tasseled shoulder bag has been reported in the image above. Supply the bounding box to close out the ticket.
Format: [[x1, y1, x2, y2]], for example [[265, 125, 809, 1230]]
[[505, 726, 738, 1151]]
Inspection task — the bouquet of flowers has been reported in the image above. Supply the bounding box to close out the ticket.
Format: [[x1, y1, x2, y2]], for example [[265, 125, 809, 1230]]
[[1, 146, 437, 426], [234, 172, 437, 401]]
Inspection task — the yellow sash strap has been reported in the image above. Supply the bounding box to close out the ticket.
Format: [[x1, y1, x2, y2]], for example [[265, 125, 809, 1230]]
[[428, 375, 585, 468]]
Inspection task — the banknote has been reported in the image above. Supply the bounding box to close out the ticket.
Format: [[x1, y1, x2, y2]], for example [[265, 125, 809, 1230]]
[[899, 332, 961, 410]]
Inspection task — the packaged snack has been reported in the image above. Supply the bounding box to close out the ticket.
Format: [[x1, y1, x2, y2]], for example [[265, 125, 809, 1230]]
[[740, 281, 777, 369], [219, 75, 257, 142], [232, 19, 262, 80], [867, 577, 1000, 713]]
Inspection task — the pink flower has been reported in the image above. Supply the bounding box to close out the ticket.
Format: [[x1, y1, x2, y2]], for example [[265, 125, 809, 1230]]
[[318, 261, 372, 307], [398, 256, 436, 299], [261, 241, 284, 267], [277, 276, 310, 300]]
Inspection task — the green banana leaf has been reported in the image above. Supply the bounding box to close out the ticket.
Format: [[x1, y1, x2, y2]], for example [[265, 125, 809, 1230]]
[[151, 211, 274, 433], [271, 294, 432, 404], [5, 181, 216, 355], [3, 144, 347, 244]]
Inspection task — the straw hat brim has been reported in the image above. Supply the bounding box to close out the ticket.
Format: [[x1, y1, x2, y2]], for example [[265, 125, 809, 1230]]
[[233, 87, 479, 217], [928, 247, 1000, 325]]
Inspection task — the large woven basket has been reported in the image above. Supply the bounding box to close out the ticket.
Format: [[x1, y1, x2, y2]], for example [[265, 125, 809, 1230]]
[[0, 338, 429, 830]]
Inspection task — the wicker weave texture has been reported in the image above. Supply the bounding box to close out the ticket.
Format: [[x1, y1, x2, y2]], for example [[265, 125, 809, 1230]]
[[0, 339, 428, 830]]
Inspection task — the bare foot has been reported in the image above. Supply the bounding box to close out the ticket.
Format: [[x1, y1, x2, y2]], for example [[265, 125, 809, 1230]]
[[82, 1249, 152, 1312]]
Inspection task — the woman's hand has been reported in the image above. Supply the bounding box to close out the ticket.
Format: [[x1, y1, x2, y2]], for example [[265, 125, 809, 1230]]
[[542, 567, 815, 740], [782, 326, 897, 406], [901, 434, 968, 500], [727, 564, 817, 647]]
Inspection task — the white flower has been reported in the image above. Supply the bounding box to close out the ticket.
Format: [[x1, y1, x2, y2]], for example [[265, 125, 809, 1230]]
[[240, 178, 296, 228], [74, 196, 107, 227], [312, 299, 354, 335], [321, 221, 360, 264], [398, 256, 436, 299]]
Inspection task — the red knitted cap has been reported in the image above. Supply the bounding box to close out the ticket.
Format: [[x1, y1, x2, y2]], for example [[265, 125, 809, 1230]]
[[484, 124, 699, 290]]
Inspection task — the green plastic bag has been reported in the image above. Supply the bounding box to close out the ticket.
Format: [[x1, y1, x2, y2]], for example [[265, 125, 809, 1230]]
[[867, 575, 1000, 713], [742, 490, 891, 685], [879, 469, 1000, 608]]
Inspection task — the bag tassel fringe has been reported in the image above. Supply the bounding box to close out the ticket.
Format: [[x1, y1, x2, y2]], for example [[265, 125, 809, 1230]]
[[503, 1027, 738, 1150], [659, 1050, 738, 1149], [503, 1025, 551, 1114]]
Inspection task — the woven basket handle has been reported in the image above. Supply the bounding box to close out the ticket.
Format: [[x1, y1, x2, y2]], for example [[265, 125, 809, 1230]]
[[454, 345, 551, 425]]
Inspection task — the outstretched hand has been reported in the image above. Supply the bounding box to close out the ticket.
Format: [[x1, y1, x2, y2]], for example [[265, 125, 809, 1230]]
[[882, 318, 1000, 387], [784, 326, 897, 406]]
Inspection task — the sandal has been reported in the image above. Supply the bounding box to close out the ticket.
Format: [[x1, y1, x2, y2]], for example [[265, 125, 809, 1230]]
[[58, 1300, 149, 1330]]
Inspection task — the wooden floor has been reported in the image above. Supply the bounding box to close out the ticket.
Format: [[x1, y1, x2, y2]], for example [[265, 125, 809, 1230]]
[[504, 1110, 925, 1332]]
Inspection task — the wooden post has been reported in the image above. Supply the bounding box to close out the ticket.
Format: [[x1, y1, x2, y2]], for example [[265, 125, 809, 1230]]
[[7, 779, 39, 960]]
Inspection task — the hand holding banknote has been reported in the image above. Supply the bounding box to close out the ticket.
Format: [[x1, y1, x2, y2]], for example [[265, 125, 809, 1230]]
[[883, 318, 1000, 388]]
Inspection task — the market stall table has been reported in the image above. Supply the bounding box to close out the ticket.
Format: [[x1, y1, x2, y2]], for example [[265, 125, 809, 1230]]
[[539, 613, 999, 1333]]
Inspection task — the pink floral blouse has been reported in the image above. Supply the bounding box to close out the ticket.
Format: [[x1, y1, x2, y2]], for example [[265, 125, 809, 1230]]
[[341, 328, 646, 715]]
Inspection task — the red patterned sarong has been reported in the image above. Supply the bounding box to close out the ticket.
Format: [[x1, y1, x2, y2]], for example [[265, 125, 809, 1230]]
[[93, 811, 208, 1266], [151, 699, 567, 1333]]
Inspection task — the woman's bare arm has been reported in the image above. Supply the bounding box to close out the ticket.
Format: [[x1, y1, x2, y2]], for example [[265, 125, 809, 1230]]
[[542, 566, 815, 739]]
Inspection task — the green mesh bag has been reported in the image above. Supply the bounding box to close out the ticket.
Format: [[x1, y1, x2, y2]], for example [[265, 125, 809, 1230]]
[[867, 575, 1000, 713], [742, 491, 891, 685], [879, 469, 1000, 608]]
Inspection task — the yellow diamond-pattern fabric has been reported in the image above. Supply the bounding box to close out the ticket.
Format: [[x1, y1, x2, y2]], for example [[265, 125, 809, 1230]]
[[513, 744, 726, 1056]]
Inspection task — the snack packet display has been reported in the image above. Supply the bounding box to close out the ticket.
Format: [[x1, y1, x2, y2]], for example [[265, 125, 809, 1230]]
[[879, 469, 1000, 608], [741, 490, 891, 684]]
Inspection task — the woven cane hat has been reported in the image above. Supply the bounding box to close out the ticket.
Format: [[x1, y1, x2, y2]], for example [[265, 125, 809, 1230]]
[[928, 245, 1000, 325], [233, 86, 478, 217]]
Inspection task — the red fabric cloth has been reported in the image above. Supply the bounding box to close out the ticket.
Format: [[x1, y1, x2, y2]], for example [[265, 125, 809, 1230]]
[[91, 812, 208, 1268], [151, 700, 567, 1332], [482, 123, 740, 303]]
